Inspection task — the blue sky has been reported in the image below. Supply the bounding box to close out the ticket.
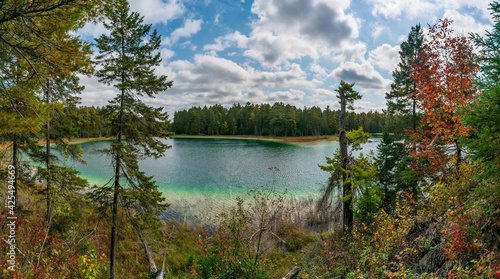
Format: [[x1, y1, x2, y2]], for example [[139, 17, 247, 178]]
[[77, 0, 494, 116]]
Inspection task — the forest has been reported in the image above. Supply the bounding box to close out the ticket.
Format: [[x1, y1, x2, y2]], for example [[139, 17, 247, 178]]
[[0, 0, 499, 278], [46, 104, 392, 139], [171, 103, 391, 136]]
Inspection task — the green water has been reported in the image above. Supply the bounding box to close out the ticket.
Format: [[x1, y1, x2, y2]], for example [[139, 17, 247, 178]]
[[65, 138, 379, 194], [58, 137, 380, 217]]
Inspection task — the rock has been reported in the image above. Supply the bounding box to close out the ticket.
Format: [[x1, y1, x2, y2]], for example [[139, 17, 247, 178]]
[[411, 243, 446, 274]]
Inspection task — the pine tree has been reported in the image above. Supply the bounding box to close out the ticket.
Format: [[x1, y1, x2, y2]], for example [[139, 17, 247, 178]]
[[317, 81, 363, 234], [374, 131, 405, 213], [0, 0, 107, 81], [465, 1, 500, 179], [385, 24, 424, 136], [337, 81, 361, 234], [33, 77, 89, 225], [92, 1, 173, 277], [0, 58, 49, 212], [1, 0, 95, 217]]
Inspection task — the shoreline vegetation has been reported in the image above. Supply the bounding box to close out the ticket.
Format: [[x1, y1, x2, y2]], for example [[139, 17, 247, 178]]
[[171, 134, 340, 145]]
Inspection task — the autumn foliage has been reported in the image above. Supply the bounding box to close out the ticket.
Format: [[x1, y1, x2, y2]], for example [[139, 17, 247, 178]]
[[409, 19, 479, 175]]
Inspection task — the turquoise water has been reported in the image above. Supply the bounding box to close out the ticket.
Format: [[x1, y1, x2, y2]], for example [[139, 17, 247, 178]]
[[63, 138, 380, 197]]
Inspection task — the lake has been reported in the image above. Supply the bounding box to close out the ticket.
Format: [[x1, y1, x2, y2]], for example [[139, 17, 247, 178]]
[[59, 137, 381, 218]]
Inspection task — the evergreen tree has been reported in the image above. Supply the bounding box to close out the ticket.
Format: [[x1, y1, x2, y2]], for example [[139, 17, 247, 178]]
[[317, 81, 363, 234], [1, 0, 95, 217], [0, 58, 49, 212], [0, 0, 107, 81], [34, 77, 89, 225], [92, 1, 173, 277], [374, 132, 404, 213], [385, 24, 424, 135], [337, 80, 361, 234], [465, 1, 500, 179]]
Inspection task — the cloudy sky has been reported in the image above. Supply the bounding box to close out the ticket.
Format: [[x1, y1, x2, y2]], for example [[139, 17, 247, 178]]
[[77, 0, 494, 117]]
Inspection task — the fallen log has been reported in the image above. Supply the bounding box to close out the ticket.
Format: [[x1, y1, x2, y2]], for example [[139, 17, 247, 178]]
[[282, 266, 301, 279]]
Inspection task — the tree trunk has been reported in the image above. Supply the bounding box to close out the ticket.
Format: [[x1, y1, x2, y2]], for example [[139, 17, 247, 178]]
[[131, 220, 165, 279], [413, 97, 417, 133], [339, 90, 353, 234], [282, 266, 301, 279], [110, 147, 120, 279], [138, 227, 158, 276], [110, 32, 126, 279]]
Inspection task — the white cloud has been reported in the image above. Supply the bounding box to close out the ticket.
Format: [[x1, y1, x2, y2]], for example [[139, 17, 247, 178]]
[[78, 0, 186, 40], [330, 61, 392, 91], [146, 55, 320, 113], [398, 34, 407, 42], [368, 0, 436, 19], [372, 24, 387, 41], [77, 22, 109, 38], [203, 31, 249, 54], [442, 9, 492, 36], [165, 19, 203, 45], [160, 48, 175, 62], [368, 0, 493, 22], [163, 55, 314, 95], [368, 44, 400, 73], [310, 64, 328, 77], [332, 42, 367, 63], [440, 0, 492, 21], [77, 75, 117, 107], [243, 31, 320, 67], [308, 88, 337, 108], [203, 37, 230, 53], [238, 0, 360, 67], [263, 89, 306, 104], [129, 0, 185, 25], [353, 100, 386, 112]]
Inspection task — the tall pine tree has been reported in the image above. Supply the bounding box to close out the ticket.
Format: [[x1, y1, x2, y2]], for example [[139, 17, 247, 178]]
[[385, 24, 424, 135], [92, 1, 173, 277]]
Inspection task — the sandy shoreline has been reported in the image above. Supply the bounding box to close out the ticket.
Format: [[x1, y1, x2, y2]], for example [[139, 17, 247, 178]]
[[171, 134, 338, 145]]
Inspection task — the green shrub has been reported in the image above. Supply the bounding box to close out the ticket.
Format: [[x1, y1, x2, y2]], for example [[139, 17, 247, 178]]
[[278, 222, 314, 252]]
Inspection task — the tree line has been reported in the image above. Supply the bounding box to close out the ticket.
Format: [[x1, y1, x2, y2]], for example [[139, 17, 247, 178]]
[[172, 103, 393, 136], [40, 103, 395, 139]]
